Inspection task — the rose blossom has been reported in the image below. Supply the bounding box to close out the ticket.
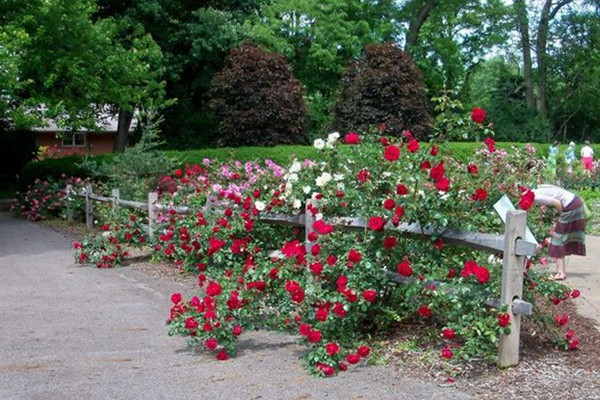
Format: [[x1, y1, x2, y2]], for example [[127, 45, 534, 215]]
[[498, 313, 510, 327], [325, 342, 341, 356], [383, 145, 400, 162], [368, 216, 385, 231], [441, 347, 454, 359], [397, 260, 413, 277], [308, 330, 322, 343], [205, 338, 218, 351], [344, 132, 360, 144], [442, 328, 456, 340], [346, 353, 360, 364], [471, 107, 486, 123], [406, 139, 419, 153], [216, 350, 229, 360], [418, 305, 432, 317], [362, 289, 377, 302], [357, 345, 371, 357]]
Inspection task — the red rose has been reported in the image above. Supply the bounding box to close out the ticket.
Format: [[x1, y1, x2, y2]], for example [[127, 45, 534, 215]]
[[299, 323, 311, 336], [313, 219, 333, 235], [554, 314, 570, 327], [442, 328, 455, 340], [429, 161, 445, 181], [232, 326, 243, 336], [346, 353, 360, 364], [315, 308, 329, 322], [291, 289, 305, 303], [325, 342, 341, 356], [307, 232, 319, 242], [566, 329, 575, 340], [418, 305, 432, 317], [327, 254, 338, 266], [310, 261, 323, 275], [171, 293, 182, 304], [317, 363, 335, 376], [395, 206, 404, 218], [383, 145, 400, 161], [483, 137, 496, 152], [396, 184, 408, 195], [420, 160, 431, 170], [403, 130, 413, 139], [383, 236, 397, 250], [441, 347, 454, 359], [407, 139, 419, 153], [383, 199, 395, 210], [435, 177, 450, 192], [368, 216, 385, 231], [336, 275, 348, 288], [338, 362, 348, 371], [205, 338, 218, 351], [498, 312, 510, 328], [333, 302, 347, 317], [184, 317, 198, 330], [467, 163, 479, 174], [344, 132, 360, 144], [308, 330, 322, 343], [285, 280, 300, 293], [357, 168, 370, 183], [397, 260, 413, 277], [475, 266, 490, 284], [471, 107, 486, 123], [472, 188, 488, 201], [357, 345, 370, 357], [216, 350, 229, 360], [174, 169, 183, 177], [430, 145, 439, 156], [519, 190, 535, 211], [362, 289, 377, 303], [571, 289, 580, 299], [206, 281, 222, 296], [568, 338, 579, 351], [348, 249, 362, 263]]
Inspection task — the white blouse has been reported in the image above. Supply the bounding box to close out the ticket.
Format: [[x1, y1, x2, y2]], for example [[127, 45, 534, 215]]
[[532, 184, 576, 208]]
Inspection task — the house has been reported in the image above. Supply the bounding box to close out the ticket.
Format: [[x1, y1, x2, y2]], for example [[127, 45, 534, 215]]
[[32, 111, 137, 157]]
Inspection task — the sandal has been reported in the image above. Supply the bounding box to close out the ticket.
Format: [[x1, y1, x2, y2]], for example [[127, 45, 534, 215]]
[[549, 274, 566, 281]]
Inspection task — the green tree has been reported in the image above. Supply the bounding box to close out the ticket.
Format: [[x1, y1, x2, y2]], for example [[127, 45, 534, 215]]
[[2, 0, 165, 150]]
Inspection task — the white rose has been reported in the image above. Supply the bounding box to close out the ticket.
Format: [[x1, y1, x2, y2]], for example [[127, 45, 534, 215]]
[[328, 131, 340, 142], [315, 213, 324, 220], [293, 199, 302, 209], [315, 172, 333, 187], [303, 185, 312, 194], [314, 139, 325, 150], [254, 201, 266, 211], [289, 160, 301, 173], [334, 174, 345, 181], [286, 173, 299, 183]]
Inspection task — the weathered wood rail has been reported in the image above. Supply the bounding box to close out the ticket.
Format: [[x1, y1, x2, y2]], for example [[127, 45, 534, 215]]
[[67, 184, 536, 368]]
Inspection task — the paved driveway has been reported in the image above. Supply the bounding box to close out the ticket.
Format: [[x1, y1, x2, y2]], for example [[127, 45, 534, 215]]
[[0, 213, 470, 400]]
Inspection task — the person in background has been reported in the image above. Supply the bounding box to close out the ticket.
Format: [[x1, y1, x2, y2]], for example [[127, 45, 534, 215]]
[[547, 140, 559, 179], [580, 140, 594, 171], [532, 184, 586, 280], [564, 141, 576, 173]]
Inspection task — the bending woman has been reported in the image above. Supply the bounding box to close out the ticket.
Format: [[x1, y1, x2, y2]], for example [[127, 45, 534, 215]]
[[532, 184, 586, 280]]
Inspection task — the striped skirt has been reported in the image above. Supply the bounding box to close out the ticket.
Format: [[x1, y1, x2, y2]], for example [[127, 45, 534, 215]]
[[548, 196, 586, 258]]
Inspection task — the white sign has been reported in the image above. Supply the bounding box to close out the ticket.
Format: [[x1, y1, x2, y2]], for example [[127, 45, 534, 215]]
[[493, 195, 539, 246]]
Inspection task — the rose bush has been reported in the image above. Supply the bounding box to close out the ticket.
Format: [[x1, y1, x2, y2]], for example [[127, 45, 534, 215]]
[[157, 128, 579, 376]]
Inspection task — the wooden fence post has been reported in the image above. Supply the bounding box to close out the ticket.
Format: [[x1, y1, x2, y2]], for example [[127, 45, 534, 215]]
[[497, 210, 527, 368], [304, 200, 315, 253], [112, 188, 120, 212], [85, 183, 93, 229], [65, 184, 73, 221], [147, 192, 158, 238]]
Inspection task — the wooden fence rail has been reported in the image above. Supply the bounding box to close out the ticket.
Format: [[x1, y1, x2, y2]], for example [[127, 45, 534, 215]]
[[66, 184, 536, 368]]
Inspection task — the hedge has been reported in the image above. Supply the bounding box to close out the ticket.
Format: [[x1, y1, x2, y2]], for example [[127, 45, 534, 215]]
[[18, 142, 591, 187]]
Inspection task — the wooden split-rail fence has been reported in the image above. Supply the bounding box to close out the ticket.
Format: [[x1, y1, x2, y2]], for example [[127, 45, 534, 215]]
[[67, 183, 537, 368]]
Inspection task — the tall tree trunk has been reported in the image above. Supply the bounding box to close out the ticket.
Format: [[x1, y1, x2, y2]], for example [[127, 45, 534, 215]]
[[536, 0, 575, 117], [405, 0, 439, 52], [114, 107, 133, 153], [514, 0, 535, 109]]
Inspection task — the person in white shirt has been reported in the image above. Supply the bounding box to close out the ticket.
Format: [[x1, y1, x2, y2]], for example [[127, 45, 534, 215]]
[[532, 184, 586, 280], [580, 140, 594, 171]]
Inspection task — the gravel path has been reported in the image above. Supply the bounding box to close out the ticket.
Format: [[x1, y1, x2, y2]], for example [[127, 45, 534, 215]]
[[0, 213, 471, 400]]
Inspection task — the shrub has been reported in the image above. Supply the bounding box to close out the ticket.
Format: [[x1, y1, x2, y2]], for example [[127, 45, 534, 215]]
[[0, 121, 38, 184], [209, 43, 308, 147], [331, 43, 431, 138]]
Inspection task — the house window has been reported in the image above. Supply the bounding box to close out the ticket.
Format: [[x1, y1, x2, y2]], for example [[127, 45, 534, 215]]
[[62, 133, 86, 147]]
